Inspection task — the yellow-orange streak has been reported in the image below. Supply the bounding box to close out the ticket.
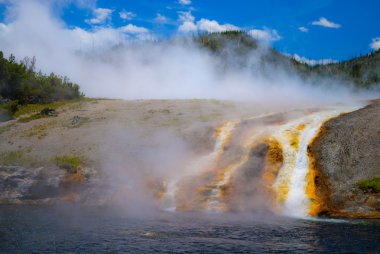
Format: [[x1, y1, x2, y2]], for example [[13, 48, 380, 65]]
[[62, 168, 84, 202], [285, 123, 305, 150], [258, 138, 284, 212], [272, 136, 298, 206], [206, 129, 266, 211], [297, 123, 306, 131], [145, 177, 166, 199], [306, 155, 321, 216], [262, 137, 284, 185], [64, 169, 84, 184], [214, 121, 238, 156], [305, 128, 325, 216], [161, 121, 239, 211], [272, 122, 308, 208], [206, 155, 251, 211]]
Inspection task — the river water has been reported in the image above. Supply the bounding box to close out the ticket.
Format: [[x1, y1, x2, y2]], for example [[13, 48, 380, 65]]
[[1, 205, 379, 253]]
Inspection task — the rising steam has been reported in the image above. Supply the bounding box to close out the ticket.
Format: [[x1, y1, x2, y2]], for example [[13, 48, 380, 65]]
[[0, 0, 378, 218], [0, 0, 374, 108]]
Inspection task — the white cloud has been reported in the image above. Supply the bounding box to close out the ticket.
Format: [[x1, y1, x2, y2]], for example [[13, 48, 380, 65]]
[[178, 11, 196, 32], [72, 27, 123, 48], [177, 14, 280, 44], [155, 13, 169, 24], [179, 0, 191, 5], [118, 24, 154, 40], [196, 19, 240, 33], [370, 38, 380, 51], [178, 11, 194, 23], [248, 28, 282, 43], [298, 26, 308, 32], [119, 10, 136, 21], [312, 17, 341, 28], [178, 12, 239, 33], [85, 8, 113, 25], [291, 53, 337, 66], [179, 21, 197, 32], [119, 24, 149, 34]]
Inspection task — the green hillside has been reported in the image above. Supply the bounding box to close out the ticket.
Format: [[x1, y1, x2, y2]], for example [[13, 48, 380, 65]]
[[197, 31, 380, 89]]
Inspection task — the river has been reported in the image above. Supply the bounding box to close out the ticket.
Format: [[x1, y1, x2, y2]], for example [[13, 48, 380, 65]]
[[1, 205, 379, 253]]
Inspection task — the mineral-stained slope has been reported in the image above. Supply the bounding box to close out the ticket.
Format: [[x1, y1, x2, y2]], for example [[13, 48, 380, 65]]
[[1, 99, 379, 219]]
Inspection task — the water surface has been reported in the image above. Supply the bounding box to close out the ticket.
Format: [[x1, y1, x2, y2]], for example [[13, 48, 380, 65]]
[[1, 205, 379, 253]]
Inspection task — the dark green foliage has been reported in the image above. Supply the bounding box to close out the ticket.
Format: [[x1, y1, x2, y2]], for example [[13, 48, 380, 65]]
[[289, 49, 380, 88], [196, 32, 380, 89], [2, 100, 19, 115], [197, 30, 257, 54], [0, 51, 83, 105], [196, 31, 302, 80], [356, 177, 380, 193], [308, 49, 380, 88]]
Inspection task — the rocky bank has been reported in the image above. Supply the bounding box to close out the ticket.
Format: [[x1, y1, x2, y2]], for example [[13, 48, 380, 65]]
[[309, 99, 380, 218]]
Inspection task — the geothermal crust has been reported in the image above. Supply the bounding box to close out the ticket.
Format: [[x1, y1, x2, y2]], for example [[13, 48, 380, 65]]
[[0, 99, 379, 218], [0, 99, 264, 205], [309, 99, 380, 218]]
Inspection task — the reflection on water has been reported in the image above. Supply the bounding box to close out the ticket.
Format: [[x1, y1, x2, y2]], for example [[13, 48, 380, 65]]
[[0, 205, 379, 253]]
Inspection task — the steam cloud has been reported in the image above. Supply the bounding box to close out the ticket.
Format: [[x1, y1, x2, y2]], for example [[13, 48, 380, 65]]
[[0, 0, 378, 216], [0, 0, 375, 108]]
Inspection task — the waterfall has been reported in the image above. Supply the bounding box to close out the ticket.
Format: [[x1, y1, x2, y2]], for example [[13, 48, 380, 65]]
[[272, 106, 361, 217]]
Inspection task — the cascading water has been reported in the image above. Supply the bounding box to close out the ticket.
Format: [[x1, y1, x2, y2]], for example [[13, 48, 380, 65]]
[[272, 108, 360, 217], [159, 105, 363, 217]]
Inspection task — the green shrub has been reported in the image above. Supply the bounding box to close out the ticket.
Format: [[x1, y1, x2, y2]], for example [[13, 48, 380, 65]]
[[0, 51, 84, 105], [55, 155, 84, 174], [1, 100, 19, 116], [356, 177, 380, 193]]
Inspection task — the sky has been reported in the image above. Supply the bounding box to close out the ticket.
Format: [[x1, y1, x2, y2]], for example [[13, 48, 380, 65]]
[[0, 0, 379, 63], [0, 0, 376, 104]]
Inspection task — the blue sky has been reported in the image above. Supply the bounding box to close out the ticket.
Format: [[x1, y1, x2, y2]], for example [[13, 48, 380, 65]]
[[1, 0, 380, 62]]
